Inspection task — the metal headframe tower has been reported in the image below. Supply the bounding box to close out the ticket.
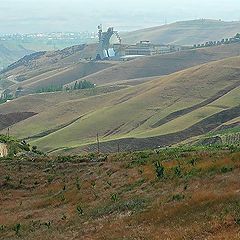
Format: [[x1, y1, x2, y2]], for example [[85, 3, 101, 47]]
[[96, 25, 122, 60]]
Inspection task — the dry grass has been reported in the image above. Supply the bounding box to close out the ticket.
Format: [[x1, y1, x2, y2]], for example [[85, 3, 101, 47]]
[[0, 55, 239, 153], [0, 148, 240, 239], [123, 19, 240, 45]]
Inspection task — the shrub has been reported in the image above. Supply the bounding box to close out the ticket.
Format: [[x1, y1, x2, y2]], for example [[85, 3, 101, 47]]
[[13, 223, 21, 235], [189, 158, 196, 166], [76, 177, 81, 190], [0, 225, 5, 231], [5, 175, 11, 182], [77, 206, 84, 216], [171, 194, 185, 202], [44, 222, 51, 229], [220, 166, 233, 173], [154, 161, 164, 179], [32, 146, 38, 153], [47, 175, 54, 184], [235, 218, 240, 225], [111, 193, 119, 202], [60, 194, 66, 202], [173, 165, 182, 178]]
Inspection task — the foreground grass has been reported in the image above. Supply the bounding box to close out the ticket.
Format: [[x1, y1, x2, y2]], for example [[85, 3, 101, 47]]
[[0, 147, 240, 239]]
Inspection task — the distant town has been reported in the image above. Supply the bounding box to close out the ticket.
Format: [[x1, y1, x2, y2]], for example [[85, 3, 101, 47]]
[[0, 32, 98, 50]]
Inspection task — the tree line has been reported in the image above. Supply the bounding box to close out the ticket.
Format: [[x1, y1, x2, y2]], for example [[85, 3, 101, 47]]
[[193, 33, 240, 49], [37, 80, 95, 93]]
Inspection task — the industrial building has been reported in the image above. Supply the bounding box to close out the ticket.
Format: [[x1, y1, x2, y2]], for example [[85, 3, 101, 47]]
[[124, 41, 182, 56], [95, 25, 182, 60]]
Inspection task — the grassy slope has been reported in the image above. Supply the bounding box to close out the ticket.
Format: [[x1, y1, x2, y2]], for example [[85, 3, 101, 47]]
[[123, 19, 240, 45], [0, 44, 103, 95], [65, 43, 240, 87], [1, 56, 240, 152], [0, 42, 33, 70], [2, 42, 240, 96], [0, 148, 240, 239], [9, 61, 116, 95]]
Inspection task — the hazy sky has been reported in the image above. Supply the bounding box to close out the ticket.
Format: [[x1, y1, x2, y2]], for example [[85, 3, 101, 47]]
[[1, 0, 240, 33]]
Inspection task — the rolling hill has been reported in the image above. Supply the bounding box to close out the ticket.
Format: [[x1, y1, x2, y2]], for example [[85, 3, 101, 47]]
[[2, 43, 240, 96], [65, 43, 240, 88], [0, 44, 116, 95], [1, 55, 239, 153], [123, 19, 240, 45], [0, 43, 33, 70]]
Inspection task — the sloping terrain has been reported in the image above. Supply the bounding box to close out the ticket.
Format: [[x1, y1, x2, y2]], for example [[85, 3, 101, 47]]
[[0, 148, 240, 239], [65, 43, 240, 88], [1, 44, 98, 77], [0, 56, 240, 153], [0, 112, 37, 131], [2, 41, 240, 97], [0, 44, 110, 95], [123, 19, 240, 45], [0, 43, 33, 70]]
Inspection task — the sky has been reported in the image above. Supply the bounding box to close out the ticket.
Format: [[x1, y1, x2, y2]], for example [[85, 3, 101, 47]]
[[1, 0, 240, 34]]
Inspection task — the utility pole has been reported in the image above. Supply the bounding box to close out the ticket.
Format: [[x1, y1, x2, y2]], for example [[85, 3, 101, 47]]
[[117, 143, 120, 153], [7, 128, 10, 137], [97, 133, 100, 155]]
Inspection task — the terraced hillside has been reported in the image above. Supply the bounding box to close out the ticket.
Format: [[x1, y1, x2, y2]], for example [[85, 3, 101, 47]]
[[0, 55, 239, 153], [123, 19, 240, 45]]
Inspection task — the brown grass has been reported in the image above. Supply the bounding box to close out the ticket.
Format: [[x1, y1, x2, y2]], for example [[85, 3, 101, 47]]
[[0, 150, 240, 239]]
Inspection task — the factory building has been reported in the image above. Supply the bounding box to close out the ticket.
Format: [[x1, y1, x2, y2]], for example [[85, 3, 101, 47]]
[[124, 41, 182, 56], [125, 41, 155, 55], [96, 25, 183, 60]]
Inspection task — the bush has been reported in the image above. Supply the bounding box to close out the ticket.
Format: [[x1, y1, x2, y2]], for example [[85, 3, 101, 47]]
[[13, 223, 21, 235], [155, 161, 164, 179], [171, 194, 185, 202], [220, 166, 233, 173], [173, 165, 182, 178], [111, 193, 119, 202], [76, 206, 84, 216]]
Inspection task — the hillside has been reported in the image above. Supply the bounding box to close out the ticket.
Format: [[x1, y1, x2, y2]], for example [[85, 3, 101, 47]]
[[65, 43, 240, 88], [0, 148, 240, 239], [123, 19, 240, 45], [0, 44, 116, 95], [0, 43, 33, 70], [2, 41, 240, 97], [0, 55, 239, 153]]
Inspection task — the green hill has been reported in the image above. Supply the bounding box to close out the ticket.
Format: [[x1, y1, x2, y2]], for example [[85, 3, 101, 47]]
[[0, 55, 239, 153]]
